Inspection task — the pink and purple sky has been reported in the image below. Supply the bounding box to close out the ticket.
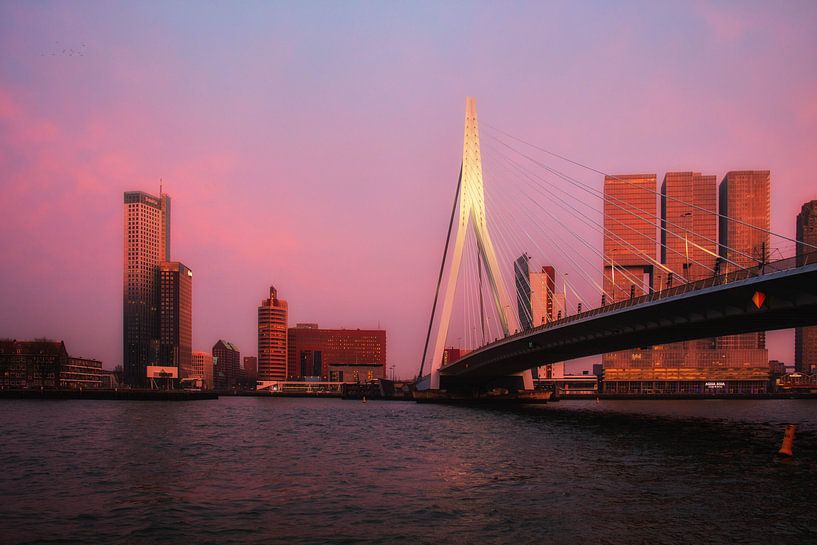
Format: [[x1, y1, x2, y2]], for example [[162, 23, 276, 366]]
[[1, 1, 816, 375]]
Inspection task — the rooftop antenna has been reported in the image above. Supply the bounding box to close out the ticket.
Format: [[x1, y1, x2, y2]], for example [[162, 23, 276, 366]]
[[159, 177, 163, 196]]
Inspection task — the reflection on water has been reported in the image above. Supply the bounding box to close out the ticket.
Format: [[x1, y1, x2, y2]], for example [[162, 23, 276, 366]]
[[0, 398, 815, 544]]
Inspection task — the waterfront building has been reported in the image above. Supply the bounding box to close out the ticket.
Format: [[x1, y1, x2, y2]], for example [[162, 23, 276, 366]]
[[0, 339, 67, 388], [327, 362, 386, 383], [158, 262, 192, 379], [287, 324, 386, 380], [716, 171, 769, 358], [191, 351, 214, 390], [601, 171, 770, 395], [514, 254, 532, 330], [258, 286, 288, 383], [123, 190, 171, 388], [243, 356, 258, 384], [515, 253, 556, 330], [795, 200, 817, 373], [602, 174, 658, 371], [62, 356, 105, 389], [531, 265, 555, 326], [0, 340, 108, 389], [212, 340, 240, 391]]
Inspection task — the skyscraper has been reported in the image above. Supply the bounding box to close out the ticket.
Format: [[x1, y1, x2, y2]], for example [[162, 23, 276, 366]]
[[158, 261, 192, 379], [603, 174, 657, 300], [795, 200, 817, 374], [531, 265, 556, 326], [514, 254, 555, 330], [717, 171, 769, 353], [258, 286, 288, 383], [658, 172, 718, 365], [603, 170, 770, 394], [602, 174, 657, 371], [123, 190, 170, 387], [514, 254, 532, 330]]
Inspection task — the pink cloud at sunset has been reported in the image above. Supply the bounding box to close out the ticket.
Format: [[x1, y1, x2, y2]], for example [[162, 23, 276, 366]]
[[1, 1, 816, 375]]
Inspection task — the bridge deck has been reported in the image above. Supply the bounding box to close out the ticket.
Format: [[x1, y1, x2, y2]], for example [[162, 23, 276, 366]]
[[439, 255, 817, 383]]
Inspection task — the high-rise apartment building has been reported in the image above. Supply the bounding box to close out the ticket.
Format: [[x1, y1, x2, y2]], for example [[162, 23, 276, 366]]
[[514, 254, 556, 330], [258, 286, 288, 383], [531, 265, 556, 326], [717, 171, 770, 354], [287, 324, 386, 380], [602, 174, 657, 371], [191, 351, 214, 390], [158, 262, 192, 379], [123, 190, 170, 387], [213, 340, 240, 391], [795, 200, 817, 373]]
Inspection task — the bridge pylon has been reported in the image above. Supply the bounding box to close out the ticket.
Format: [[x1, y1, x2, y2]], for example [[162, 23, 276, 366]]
[[423, 97, 533, 392]]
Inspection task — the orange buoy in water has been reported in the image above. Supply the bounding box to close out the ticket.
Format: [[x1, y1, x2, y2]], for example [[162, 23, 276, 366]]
[[778, 424, 796, 457]]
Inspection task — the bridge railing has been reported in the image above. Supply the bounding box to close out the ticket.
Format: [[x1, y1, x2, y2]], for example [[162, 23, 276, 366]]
[[474, 249, 817, 353]]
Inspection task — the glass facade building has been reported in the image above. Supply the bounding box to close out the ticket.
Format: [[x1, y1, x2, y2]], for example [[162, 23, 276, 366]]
[[795, 200, 817, 373], [123, 191, 171, 388], [602, 174, 657, 370], [601, 171, 770, 394], [158, 262, 193, 380], [717, 171, 769, 354]]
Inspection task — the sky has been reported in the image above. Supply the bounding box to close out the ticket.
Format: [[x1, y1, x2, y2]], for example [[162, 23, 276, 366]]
[[1, 1, 816, 376]]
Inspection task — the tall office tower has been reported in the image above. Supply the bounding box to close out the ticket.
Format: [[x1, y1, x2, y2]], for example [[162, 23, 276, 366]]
[[658, 172, 718, 368], [158, 262, 193, 379], [243, 356, 258, 384], [123, 190, 171, 387], [287, 324, 386, 380], [212, 340, 240, 391], [531, 265, 556, 326], [515, 254, 556, 331], [795, 200, 817, 373], [258, 286, 288, 383], [514, 254, 532, 330], [602, 174, 657, 373], [191, 351, 214, 390], [717, 171, 770, 354]]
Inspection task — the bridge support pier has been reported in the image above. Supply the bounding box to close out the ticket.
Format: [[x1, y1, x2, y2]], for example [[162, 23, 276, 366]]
[[415, 369, 544, 404]]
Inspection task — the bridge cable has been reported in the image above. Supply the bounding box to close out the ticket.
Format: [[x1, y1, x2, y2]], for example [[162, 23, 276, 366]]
[[418, 165, 462, 379], [482, 123, 817, 252]]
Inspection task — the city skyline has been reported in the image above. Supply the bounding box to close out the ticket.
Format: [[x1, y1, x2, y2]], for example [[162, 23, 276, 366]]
[[2, 2, 817, 377]]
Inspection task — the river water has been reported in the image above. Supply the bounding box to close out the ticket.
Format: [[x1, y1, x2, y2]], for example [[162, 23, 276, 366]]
[[1, 397, 815, 545]]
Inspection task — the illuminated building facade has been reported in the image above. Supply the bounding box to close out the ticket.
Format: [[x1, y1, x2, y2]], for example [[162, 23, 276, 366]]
[[158, 262, 192, 380], [123, 190, 170, 387], [795, 200, 817, 373], [287, 324, 386, 380], [258, 286, 288, 383], [515, 254, 556, 331], [602, 174, 657, 370], [716, 171, 769, 355], [602, 171, 770, 394]]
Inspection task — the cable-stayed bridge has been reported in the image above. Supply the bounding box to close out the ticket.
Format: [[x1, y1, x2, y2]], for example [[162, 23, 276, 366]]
[[417, 97, 817, 394]]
